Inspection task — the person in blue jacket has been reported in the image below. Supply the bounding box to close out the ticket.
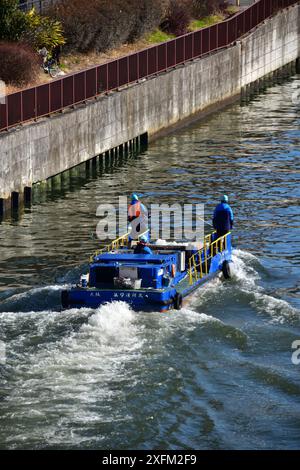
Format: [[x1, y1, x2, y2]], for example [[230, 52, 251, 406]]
[[213, 195, 234, 238], [134, 235, 152, 255]]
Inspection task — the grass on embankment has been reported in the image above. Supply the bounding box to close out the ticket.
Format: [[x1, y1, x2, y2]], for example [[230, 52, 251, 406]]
[[146, 29, 175, 44], [189, 14, 225, 31], [146, 13, 227, 43]]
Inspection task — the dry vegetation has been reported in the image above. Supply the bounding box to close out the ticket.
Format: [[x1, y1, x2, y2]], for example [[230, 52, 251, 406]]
[[4, 0, 236, 94]]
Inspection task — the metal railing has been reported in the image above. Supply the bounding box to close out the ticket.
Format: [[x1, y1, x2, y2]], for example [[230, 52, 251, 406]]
[[90, 229, 150, 262], [1, 0, 298, 133], [90, 233, 130, 262], [18, 0, 56, 13], [188, 232, 231, 285]]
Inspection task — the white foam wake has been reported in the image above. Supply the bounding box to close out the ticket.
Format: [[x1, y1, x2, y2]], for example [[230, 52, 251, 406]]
[[232, 250, 299, 324], [1, 302, 143, 443], [184, 248, 299, 325], [250, 292, 300, 324], [230, 249, 261, 288]]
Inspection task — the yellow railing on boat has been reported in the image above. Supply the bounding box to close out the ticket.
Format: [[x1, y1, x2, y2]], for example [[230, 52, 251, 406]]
[[187, 232, 231, 285], [90, 230, 150, 262]]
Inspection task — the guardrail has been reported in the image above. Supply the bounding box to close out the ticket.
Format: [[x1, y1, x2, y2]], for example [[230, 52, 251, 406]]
[[90, 233, 130, 262], [1, 0, 298, 133], [188, 232, 231, 285], [90, 229, 150, 261]]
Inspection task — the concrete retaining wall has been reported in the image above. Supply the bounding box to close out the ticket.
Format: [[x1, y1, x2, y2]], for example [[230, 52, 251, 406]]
[[0, 3, 299, 208]]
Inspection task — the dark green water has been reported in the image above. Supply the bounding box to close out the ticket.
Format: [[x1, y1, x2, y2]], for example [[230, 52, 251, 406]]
[[0, 76, 299, 450]]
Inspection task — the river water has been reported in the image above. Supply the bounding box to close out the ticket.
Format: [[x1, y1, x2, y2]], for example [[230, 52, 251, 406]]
[[0, 76, 299, 450]]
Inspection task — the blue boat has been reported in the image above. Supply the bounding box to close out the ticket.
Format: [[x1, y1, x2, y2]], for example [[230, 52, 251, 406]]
[[62, 230, 233, 312]]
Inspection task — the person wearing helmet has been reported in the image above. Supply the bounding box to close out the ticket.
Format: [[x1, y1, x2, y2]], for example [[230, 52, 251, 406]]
[[134, 235, 152, 255], [128, 193, 149, 242], [212, 195, 234, 239], [128, 193, 146, 222]]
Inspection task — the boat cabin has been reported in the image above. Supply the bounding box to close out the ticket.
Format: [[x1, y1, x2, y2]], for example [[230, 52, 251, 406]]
[[88, 242, 202, 290]]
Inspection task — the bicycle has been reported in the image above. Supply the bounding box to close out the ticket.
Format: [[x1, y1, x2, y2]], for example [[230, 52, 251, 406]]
[[43, 58, 61, 78]]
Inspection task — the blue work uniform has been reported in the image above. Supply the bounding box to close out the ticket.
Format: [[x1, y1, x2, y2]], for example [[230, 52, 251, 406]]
[[213, 202, 234, 236], [134, 243, 152, 255]]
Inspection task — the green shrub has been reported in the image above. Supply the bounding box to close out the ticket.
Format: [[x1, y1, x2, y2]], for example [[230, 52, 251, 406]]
[[0, 42, 40, 86], [0, 0, 28, 42], [0, 1, 65, 52], [192, 0, 229, 17], [160, 0, 191, 37], [23, 8, 65, 52], [47, 0, 165, 53], [129, 0, 165, 42]]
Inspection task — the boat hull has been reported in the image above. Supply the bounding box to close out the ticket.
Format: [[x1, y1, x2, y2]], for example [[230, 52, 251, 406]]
[[62, 262, 225, 312], [62, 286, 177, 312]]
